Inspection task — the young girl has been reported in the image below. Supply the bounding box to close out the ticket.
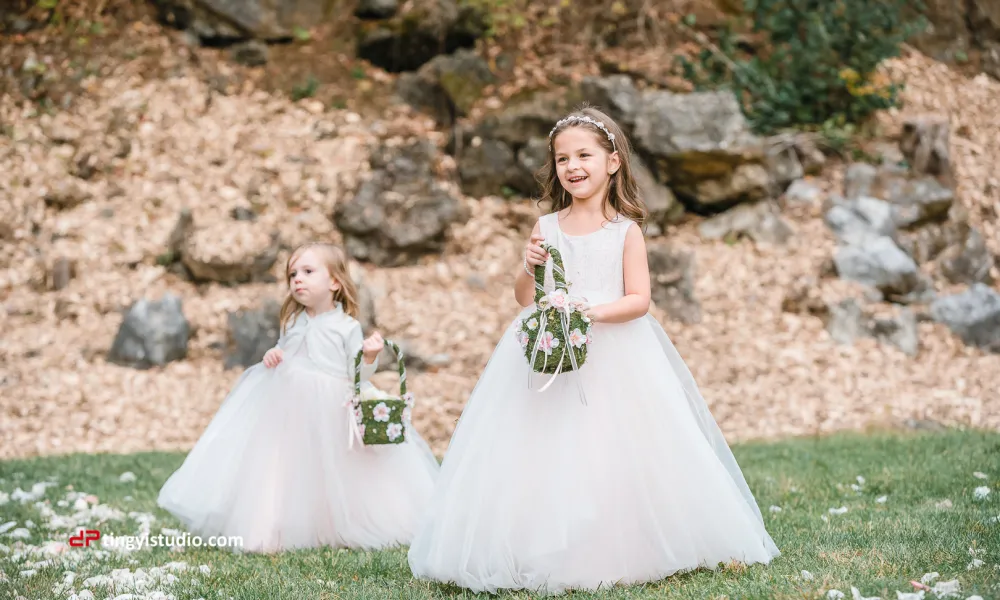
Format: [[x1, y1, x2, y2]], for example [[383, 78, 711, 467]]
[[407, 108, 780, 593], [158, 242, 439, 553]]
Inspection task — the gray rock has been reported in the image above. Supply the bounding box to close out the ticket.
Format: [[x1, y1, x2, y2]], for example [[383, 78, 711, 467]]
[[457, 138, 517, 198], [766, 144, 805, 191], [154, 0, 332, 41], [229, 40, 268, 66], [843, 162, 878, 199], [646, 244, 700, 323], [824, 196, 896, 244], [48, 257, 75, 291], [783, 179, 823, 204], [510, 137, 550, 196], [880, 175, 955, 229], [635, 159, 682, 231], [579, 75, 642, 128], [824, 298, 867, 345], [108, 293, 190, 369], [930, 283, 1000, 352], [182, 232, 279, 284], [699, 201, 793, 245], [225, 300, 280, 369], [940, 226, 994, 284], [871, 308, 920, 357], [334, 140, 469, 266], [397, 49, 493, 123], [354, 0, 399, 19], [833, 236, 924, 299]]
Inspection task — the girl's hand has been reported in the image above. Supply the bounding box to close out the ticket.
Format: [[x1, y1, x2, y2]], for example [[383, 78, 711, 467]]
[[362, 331, 384, 364], [263, 348, 283, 368], [524, 233, 549, 268], [585, 305, 608, 323]]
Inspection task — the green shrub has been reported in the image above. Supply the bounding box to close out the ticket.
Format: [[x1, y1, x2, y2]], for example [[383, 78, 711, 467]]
[[677, 0, 926, 134]]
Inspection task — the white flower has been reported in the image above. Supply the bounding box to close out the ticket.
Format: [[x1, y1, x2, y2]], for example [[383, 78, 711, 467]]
[[973, 472, 988, 479], [386, 423, 403, 442], [851, 484, 863, 493], [568, 328, 587, 348], [967, 559, 984, 570], [801, 570, 814, 580], [199, 565, 210, 575], [965, 596, 984, 600], [8, 528, 30, 539], [536, 331, 560, 355], [895, 592, 924, 600], [829, 506, 849, 515], [973, 486, 991, 500], [931, 580, 961, 598], [876, 495, 888, 504], [920, 572, 939, 585], [119, 472, 136, 483], [526, 317, 539, 331], [402, 392, 415, 406], [353, 407, 363, 421], [769, 505, 782, 513], [857, 476, 866, 485], [827, 591, 846, 600], [371, 402, 391, 422], [851, 586, 881, 600], [516, 331, 530, 348]]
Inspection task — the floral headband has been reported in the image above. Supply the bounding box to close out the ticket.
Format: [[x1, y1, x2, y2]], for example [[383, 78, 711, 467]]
[[548, 115, 617, 152]]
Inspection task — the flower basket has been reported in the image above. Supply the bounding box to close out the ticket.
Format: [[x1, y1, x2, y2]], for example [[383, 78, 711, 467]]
[[515, 243, 593, 376], [346, 340, 413, 447]]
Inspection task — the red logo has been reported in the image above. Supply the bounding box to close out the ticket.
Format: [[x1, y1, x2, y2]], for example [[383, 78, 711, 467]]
[[69, 529, 101, 547]]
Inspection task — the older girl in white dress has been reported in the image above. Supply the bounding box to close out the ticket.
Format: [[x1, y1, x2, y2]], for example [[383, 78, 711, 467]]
[[158, 242, 439, 553], [407, 108, 780, 593]]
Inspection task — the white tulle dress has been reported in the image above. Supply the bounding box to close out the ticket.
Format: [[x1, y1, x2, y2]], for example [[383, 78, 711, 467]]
[[407, 213, 779, 593], [157, 305, 440, 553]]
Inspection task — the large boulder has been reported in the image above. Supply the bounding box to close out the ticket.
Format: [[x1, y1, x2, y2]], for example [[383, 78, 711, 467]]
[[909, 0, 1000, 62], [108, 293, 190, 369], [833, 235, 929, 301], [181, 222, 280, 284], [225, 300, 281, 369], [356, 0, 488, 73], [153, 0, 332, 41], [930, 283, 1000, 352], [699, 201, 793, 245], [333, 140, 468, 266], [397, 48, 494, 124], [646, 244, 701, 323]]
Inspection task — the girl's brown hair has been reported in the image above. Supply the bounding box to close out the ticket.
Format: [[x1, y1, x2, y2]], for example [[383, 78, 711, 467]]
[[537, 105, 647, 228], [279, 242, 360, 333]]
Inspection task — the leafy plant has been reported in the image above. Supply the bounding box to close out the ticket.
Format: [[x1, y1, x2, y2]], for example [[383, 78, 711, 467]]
[[291, 75, 320, 101], [677, 0, 926, 134]]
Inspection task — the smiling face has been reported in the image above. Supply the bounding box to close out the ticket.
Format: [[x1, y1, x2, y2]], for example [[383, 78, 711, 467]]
[[287, 248, 339, 311], [552, 126, 621, 204]]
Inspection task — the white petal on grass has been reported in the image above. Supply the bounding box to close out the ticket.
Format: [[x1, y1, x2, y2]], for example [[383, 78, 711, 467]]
[[932, 580, 961, 598], [827, 591, 846, 600], [896, 592, 924, 600], [852, 586, 882, 600], [921, 573, 940, 585], [0, 521, 16, 534], [876, 495, 888, 503], [821, 515, 829, 522], [935, 499, 953, 509], [199, 565, 210, 575], [9, 528, 31, 539], [851, 484, 863, 493], [769, 505, 782, 513], [965, 596, 984, 600], [0, 491, 8, 506], [119, 472, 137, 483], [973, 472, 988, 479], [973, 486, 990, 500], [967, 559, 984, 570], [801, 570, 814, 580], [857, 476, 866, 485], [829, 506, 849, 515]]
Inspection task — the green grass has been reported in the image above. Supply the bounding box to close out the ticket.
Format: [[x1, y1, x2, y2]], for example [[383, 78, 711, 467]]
[[1, 430, 999, 599]]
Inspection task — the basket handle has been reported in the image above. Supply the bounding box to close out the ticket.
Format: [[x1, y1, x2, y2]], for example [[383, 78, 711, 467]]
[[353, 339, 407, 398], [533, 242, 569, 304]]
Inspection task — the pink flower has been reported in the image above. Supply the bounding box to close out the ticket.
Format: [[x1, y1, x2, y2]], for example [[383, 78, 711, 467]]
[[548, 289, 569, 311], [372, 402, 391, 422], [536, 331, 560, 355], [516, 331, 530, 348], [568, 328, 587, 348], [386, 423, 404, 441], [402, 392, 415, 406], [586, 333, 593, 345]]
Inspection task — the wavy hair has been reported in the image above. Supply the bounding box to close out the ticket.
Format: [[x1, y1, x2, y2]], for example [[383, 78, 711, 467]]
[[279, 242, 360, 333]]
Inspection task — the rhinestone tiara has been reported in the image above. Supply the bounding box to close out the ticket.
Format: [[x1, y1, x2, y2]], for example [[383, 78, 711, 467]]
[[548, 115, 617, 151]]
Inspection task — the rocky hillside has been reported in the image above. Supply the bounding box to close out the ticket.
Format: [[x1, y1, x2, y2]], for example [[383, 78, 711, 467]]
[[1, 0, 999, 459]]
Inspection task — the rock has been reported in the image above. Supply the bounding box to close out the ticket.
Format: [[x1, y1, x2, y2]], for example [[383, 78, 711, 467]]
[[230, 206, 257, 222], [334, 140, 469, 266], [793, 137, 827, 175], [47, 257, 76, 291], [699, 201, 793, 245], [984, 41, 1000, 80], [469, 92, 569, 148], [843, 162, 878, 200], [154, 0, 333, 41], [783, 179, 823, 204], [635, 159, 683, 234], [632, 89, 769, 208], [646, 244, 701, 323], [824, 196, 896, 244], [181, 223, 279, 283], [457, 138, 518, 198], [510, 137, 550, 196], [877, 175, 955, 229], [940, 225, 994, 284], [43, 180, 91, 210], [824, 298, 867, 344], [356, 0, 488, 73], [349, 262, 379, 334], [579, 75, 642, 128], [43, 117, 81, 144], [871, 309, 920, 356], [229, 40, 268, 66], [899, 115, 952, 181], [910, 0, 1000, 62], [833, 236, 925, 300], [930, 283, 1000, 352], [398, 49, 493, 123], [108, 293, 190, 369], [766, 143, 805, 191], [225, 300, 281, 369], [355, 0, 399, 19], [165, 208, 194, 262]]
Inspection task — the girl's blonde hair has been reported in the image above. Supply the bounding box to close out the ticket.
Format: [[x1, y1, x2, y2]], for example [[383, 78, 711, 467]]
[[279, 242, 360, 333], [537, 105, 647, 228]]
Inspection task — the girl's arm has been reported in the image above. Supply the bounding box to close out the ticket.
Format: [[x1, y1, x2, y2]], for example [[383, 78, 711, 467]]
[[514, 221, 545, 308], [348, 322, 379, 381], [585, 224, 651, 324]]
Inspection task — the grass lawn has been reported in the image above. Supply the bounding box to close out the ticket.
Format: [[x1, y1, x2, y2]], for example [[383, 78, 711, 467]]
[[0, 429, 998, 599]]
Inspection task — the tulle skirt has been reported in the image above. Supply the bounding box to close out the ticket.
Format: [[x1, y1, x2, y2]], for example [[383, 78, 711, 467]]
[[407, 313, 779, 594], [157, 357, 439, 553]]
